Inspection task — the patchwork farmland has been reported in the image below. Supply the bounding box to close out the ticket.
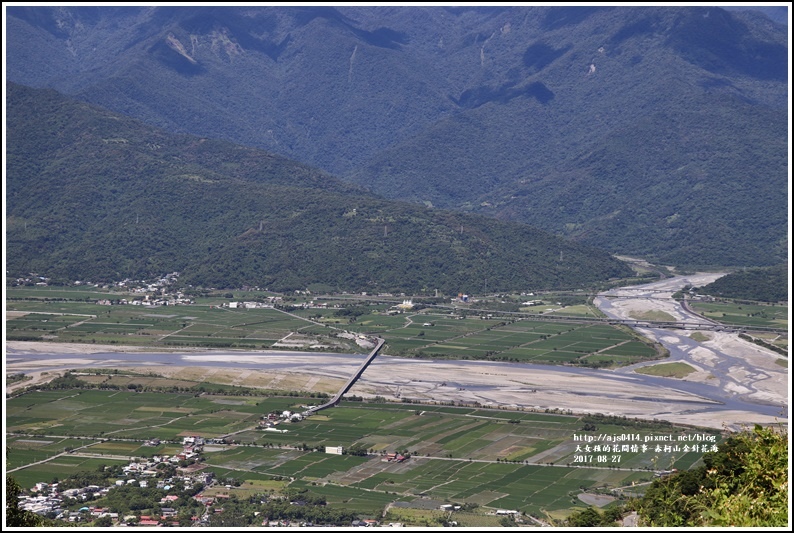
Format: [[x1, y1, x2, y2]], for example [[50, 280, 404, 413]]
[[7, 384, 721, 521], [7, 286, 663, 368]]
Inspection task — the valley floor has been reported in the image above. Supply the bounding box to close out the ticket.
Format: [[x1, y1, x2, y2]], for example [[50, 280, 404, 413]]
[[6, 344, 786, 434], [6, 272, 788, 434]]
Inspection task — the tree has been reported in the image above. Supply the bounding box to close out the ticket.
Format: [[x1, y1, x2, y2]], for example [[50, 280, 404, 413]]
[[94, 515, 113, 527], [636, 425, 788, 527], [566, 506, 604, 527], [498, 515, 519, 527], [6, 475, 43, 526]]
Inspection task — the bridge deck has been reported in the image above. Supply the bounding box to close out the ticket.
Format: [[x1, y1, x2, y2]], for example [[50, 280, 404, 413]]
[[306, 337, 385, 415]]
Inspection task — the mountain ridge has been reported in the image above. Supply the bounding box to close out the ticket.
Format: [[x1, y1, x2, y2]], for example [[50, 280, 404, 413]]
[[6, 82, 633, 293], [5, 5, 789, 269]]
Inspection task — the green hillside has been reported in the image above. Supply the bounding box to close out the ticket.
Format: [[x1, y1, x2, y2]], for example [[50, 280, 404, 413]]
[[562, 424, 788, 527], [5, 6, 788, 269], [694, 264, 789, 302], [481, 94, 788, 268], [5, 83, 632, 293], [636, 425, 788, 527]]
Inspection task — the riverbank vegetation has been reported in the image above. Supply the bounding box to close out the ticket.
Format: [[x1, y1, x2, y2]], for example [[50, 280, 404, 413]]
[[633, 362, 697, 379]]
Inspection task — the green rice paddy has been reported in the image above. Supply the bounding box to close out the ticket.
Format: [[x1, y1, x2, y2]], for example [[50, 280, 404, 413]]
[[5, 287, 726, 522], [7, 387, 720, 520], [689, 300, 788, 329], [8, 286, 662, 368]]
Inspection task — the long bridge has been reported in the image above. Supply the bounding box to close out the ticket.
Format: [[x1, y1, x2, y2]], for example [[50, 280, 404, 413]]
[[305, 337, 385, 415]]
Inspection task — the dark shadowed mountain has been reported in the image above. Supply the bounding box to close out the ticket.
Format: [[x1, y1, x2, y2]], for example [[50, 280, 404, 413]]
[[6, 82, 633, 293], [4, 5, 789, 269]]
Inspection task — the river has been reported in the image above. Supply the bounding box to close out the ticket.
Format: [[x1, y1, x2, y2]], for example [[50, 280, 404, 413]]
[[6, 273, 787, 428]]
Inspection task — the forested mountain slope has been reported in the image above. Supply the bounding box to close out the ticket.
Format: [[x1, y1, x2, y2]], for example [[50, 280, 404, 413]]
[[5, 5, 789, 268], [694, 264, 788, 302], [6, 83, 632, 293]]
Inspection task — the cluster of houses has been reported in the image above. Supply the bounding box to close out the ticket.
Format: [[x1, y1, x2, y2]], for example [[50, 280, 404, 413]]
[[12, 271, 199, 306], [17, 435, 219, 525], [17, 483, 66, 517], [82, 273, 194, 306], [381, 453, 407, 463], [95, 292, 195, 306], [226, 298, 280, 309], [123, 436, 207, 478], [18, 436, 474, 528], [18, 473, 213, 525], [10, 274, 51, 286], [226, 298, 347, 310], [259, 410, 304, 430], [116, 272, 181, 290]]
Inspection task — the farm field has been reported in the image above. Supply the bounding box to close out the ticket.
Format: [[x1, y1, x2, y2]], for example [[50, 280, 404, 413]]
[[7, 386, 722, 520], [7, 286, 662, 368], [5, 388, 318, 440], [5, 436, 96, 469], [385, 505, 510, 527], [9, 455, 130, 492], [6, 302, 320, 349], [689, 300, 788, 330], [375, 316, 659, 366], [687, 300, 788, 353], [8, 282, 770, 523]]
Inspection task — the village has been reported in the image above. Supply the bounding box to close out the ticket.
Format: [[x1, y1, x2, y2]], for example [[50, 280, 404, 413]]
[[14, 413, 424, 528], [16, 435, 219, 526]]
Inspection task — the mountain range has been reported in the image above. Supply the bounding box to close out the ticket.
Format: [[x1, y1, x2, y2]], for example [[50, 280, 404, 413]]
[[6, 82, 633, 293], [4, 5, 790, 270]]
